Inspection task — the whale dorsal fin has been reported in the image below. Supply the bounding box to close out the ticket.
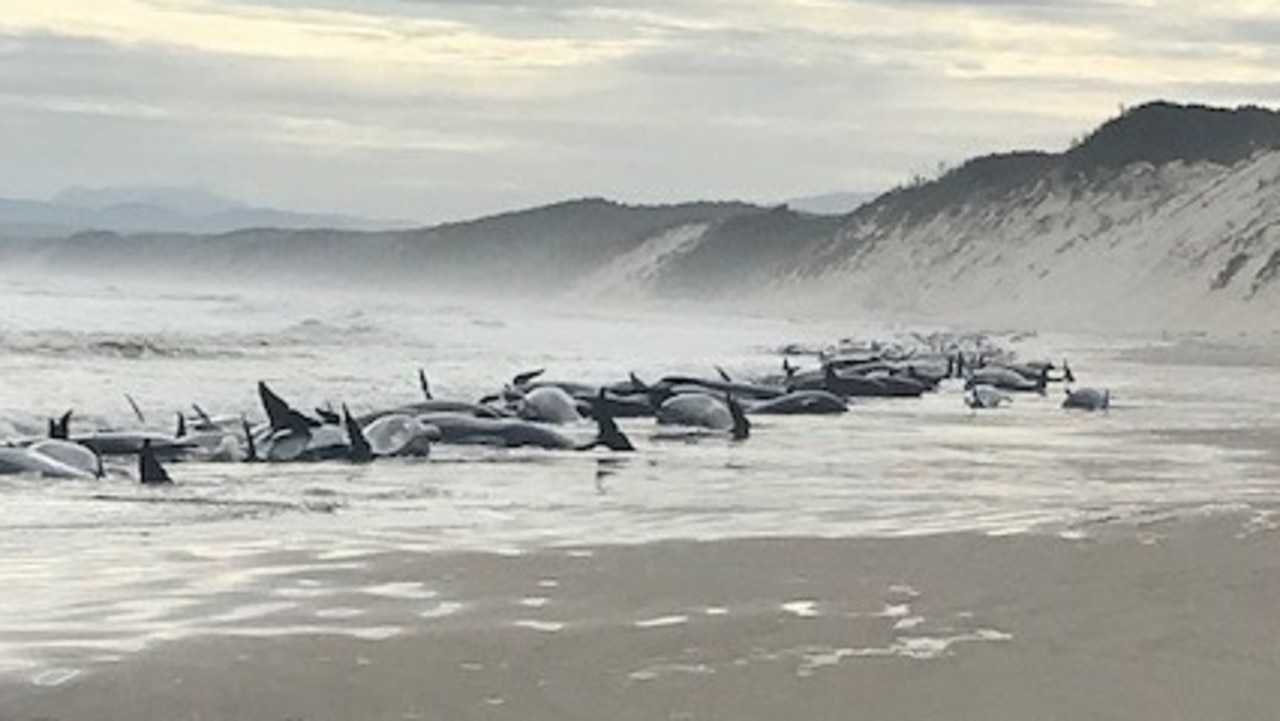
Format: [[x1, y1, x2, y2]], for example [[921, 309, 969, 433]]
[[191, 403, 213, 426], [726, 394, 750, 441], [418, 369, 433, 400], [343, 404, 373, 463], [258, 381, 318, 433], [139, 440, 172, 485]]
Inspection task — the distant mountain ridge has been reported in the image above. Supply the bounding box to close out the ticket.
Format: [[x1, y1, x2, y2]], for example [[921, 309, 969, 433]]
[[5, 100, 1280, 332], [0, 186, 408, 238]]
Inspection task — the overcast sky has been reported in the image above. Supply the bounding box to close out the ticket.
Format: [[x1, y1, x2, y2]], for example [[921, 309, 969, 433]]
[[4, 1, 1280, 223]]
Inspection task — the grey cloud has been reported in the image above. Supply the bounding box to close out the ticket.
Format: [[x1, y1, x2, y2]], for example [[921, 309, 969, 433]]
[[4, 0, 1278, 222]]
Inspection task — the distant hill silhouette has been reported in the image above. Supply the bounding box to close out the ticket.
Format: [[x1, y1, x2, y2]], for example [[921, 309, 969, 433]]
[[0, 185, 409, 238], [1063, 101, 1280, 173], [864, 101, 1280, 223]]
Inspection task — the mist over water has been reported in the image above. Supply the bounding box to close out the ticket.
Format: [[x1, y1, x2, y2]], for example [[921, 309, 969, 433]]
[[3, 268, 1280, 679]]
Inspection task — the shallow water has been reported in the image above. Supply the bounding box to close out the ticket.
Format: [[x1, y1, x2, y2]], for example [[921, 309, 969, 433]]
[[3, 272, 1279, 679]]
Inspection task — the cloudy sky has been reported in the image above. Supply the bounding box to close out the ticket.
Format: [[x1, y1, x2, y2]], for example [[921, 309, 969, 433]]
[[4, 1, 1280, 223]]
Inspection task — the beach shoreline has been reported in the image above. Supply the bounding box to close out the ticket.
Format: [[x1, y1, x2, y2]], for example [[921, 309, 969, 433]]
[[6, 509, 1280, 721]]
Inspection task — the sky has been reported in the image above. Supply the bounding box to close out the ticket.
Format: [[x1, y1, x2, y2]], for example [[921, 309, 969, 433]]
[[4, 0, 1280, 224]]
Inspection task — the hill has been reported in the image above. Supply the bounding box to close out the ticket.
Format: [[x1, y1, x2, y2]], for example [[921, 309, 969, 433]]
[[6, 101, 1280, 333]]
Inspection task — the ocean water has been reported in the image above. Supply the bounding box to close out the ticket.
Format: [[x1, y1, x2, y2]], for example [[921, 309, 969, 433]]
[[3, 271, 1279, 680]]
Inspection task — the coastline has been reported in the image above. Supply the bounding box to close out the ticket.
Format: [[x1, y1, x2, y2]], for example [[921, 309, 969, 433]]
[[6, 510, 1280, 721]]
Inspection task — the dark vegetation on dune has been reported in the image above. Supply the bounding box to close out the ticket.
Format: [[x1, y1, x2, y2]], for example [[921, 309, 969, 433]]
[[861, 101, 1280, 226]]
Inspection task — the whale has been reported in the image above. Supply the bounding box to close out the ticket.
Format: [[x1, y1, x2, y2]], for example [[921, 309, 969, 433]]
[[741, 390, 847, 415], [655, 392, 750, 440], [250, 385, 372, 463], [47, 409, 196, 459], [71, 431, 196, 458], [515, 386, 583, 424], [0, 446, 96, 480], [1062, 387, 1110, 411], [357, 371, 508, 425], [28, 439, 104, 478], [254, 407, 373, 464], [418, 402, 633, 451], [362, 413, 436, 457], [581, 389, 655, 419], [359, 400, 506, 425], [652, 375, 784, 402], [965, 367, 1046, 394], [965, 384, 1012, 409], [172, 412, 251, 462]]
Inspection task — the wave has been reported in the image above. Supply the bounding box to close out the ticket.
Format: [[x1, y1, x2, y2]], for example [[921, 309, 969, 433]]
[[0, 330, 242, 360]]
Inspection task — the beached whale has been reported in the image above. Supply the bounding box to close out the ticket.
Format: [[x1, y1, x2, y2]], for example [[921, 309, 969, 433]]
[[655, 393, 750, 440], [27, 439, 103, 477], [0, 445, 97, 480], [965, 384, 1013, 409], [741, 391, 847, 415], [651, 375, 784, 402], [515, 386, 583, 424], [362, 413, 436, 457], [359, 370, 508, 425], [965, 367, 1046, 394], [1063, 387, 1110, 411], [418, 402, 633, 451]]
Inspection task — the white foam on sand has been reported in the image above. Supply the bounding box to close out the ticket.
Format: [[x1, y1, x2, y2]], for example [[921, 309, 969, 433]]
[[419, 601, 465, 620], [513, 619, 564, 633], [634, 615, 690, 629], [362, 582, 439, 600], [781, 600, 821, 618]]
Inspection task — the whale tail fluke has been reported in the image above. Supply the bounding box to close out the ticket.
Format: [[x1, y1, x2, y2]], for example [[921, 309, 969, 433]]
[[139, 439, 173, 485], [588, 390, 634, 452], [315, 403, 341, 425], [49, 410, 72, 440], [783, 357, 797, 380]]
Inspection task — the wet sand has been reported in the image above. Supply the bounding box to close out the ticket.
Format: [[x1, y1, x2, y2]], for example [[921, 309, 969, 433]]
[[5, 512, 1280, 721]]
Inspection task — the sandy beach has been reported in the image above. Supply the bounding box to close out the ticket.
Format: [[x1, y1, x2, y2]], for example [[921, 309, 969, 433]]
[[5, 510, 1280, 721]]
